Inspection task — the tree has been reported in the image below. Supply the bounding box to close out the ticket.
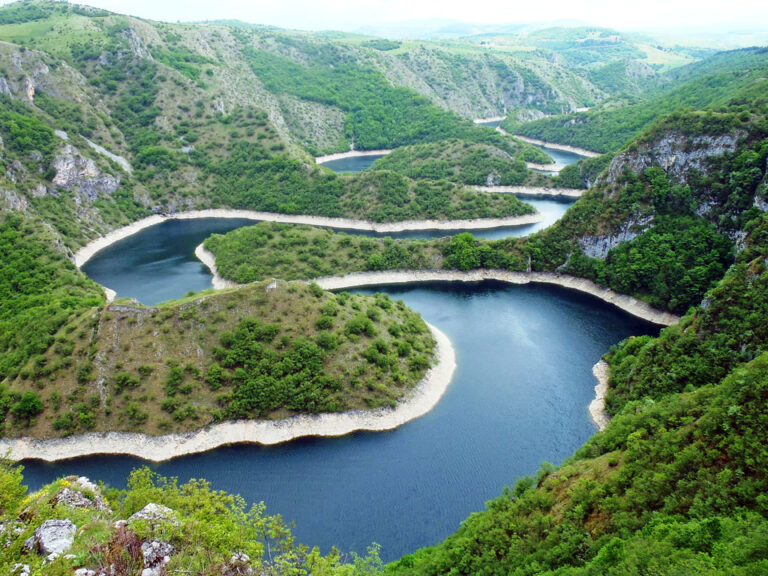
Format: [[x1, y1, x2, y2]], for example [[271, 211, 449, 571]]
[[11, 391, 43, 423]]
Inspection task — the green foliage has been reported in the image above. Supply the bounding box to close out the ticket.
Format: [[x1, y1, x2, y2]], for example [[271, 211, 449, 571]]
[[0, 215, 103, 384], [151, 45, 214, 81], [361, 39, 401, 51], [371, 139, 544, 186], [216, 318, 340, 416], [0, 459, 26, 516], [0, 96, 56, 159], [512, 47, 768, 153], [241, 38, 538, 152], [204, 222, 439, 283], [11, 391, 43, 422]]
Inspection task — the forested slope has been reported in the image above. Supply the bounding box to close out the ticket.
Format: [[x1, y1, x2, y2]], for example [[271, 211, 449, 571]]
[[509, 47, 768, 153]]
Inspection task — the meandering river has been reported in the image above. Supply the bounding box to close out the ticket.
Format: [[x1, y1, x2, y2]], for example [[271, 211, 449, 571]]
[[24, 147, 656, 561]]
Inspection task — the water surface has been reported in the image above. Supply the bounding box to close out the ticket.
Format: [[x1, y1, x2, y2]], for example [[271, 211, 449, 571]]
[[318, 154, 388, 173], [39, 150, 641, 562], [82, 198, 571, 305], [22, 281, 656, 560]]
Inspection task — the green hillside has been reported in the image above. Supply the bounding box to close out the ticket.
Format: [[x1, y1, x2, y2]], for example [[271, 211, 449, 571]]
[[1, 1, 768, 574], [508, 47, 768, 153]]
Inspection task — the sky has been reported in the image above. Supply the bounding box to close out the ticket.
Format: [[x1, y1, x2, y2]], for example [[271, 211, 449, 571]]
[[2, 0, 768, 35]]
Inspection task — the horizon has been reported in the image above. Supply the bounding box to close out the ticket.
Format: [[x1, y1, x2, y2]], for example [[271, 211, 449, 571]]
[[0, 0, 767, 45]]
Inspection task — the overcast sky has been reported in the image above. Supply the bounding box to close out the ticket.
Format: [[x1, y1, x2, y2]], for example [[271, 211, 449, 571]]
[[3, 0, 768, 34]]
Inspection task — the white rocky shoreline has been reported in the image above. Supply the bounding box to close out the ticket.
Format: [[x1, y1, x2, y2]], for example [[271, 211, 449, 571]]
[[513, 135, 601, 158], [0, 323, 456, 462], [315, 149, 392, 163], [474, 185, 585, 199], [73, 209, 543, 269], [311, 270, 681, 326], [195, 258, 679, 327], [589, 360, 611, 431]]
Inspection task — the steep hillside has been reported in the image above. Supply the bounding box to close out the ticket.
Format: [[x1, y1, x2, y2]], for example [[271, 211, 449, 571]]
[[384, 114, 768, 576], [509, 46, 768, 153]]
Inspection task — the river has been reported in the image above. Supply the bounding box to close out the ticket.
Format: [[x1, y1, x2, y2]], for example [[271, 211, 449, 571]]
[[26, 149, 655, 562]]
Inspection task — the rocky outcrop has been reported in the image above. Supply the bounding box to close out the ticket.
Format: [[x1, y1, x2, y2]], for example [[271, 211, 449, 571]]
[[23, 519, 76, 557], [85, 138, 132, 173], [129, 503, 178, 525], [52, 144, 120, 201], [578, 214, 654, 259], [223, 552, 254, 575], [51, 476, 108, 511], [122, 28, 154, 61], [602, 131, 743, 188]]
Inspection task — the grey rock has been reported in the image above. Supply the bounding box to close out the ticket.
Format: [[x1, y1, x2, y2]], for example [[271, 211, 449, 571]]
[[754, 195, 768, 212], [23, 519, 76, 556], [578, 214, 653, 259], [75, 569, 96, 576], [600, 131, 743, 189], [52, 144, 119, 200], [129, 503, 177, 525], [52, 476, 108, 511], [10, 564, 30, 576], [0, 77, 10, 96], [141, 540, 175, 576], [485, 171, 501, 187]]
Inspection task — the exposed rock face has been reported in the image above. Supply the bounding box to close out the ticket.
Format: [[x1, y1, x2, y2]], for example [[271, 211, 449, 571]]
[[25, 77, 35, 102], [625, 59, 656, 81], [485, 171, 501, 186], [0, 77, 10, 96], [52, 144, 119, 200], [1, 189, 29, 212], [23, 519, 76, 556], [602, 131, 743, 188], [122, 28, 154, 60], [141, 540, 175, 576], [85, 138, 132, 173], [578, 214, 653, 259]]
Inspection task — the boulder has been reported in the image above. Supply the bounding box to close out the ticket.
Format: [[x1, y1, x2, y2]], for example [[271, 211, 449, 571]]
[[129, 503, 177, 525], [23, 519, 76, 556]]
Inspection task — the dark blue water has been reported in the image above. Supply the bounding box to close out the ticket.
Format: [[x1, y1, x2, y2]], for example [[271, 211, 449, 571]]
[[539, 145, 584, 167], [81, 199, 571, 305], [37, 155, 643, 562], [318, 154, 387, 173], [21, 281, 656, 560], [82, 218, 256, 306]]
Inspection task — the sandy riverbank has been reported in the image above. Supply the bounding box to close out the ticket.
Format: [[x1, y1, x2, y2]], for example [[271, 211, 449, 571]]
[[473, 116, 506, 124], [589, 360, 611, 431], [0, 323, 455, 462], [513, 135, 601, 158], [474, 185, 585, 199], [73, 210, 544, 269], [526, 161, 564, 173], [313, 270, 681, 326], [193, 263, 679, 327], [195, 244, 239, 290], [315, 149, 392, 163]]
